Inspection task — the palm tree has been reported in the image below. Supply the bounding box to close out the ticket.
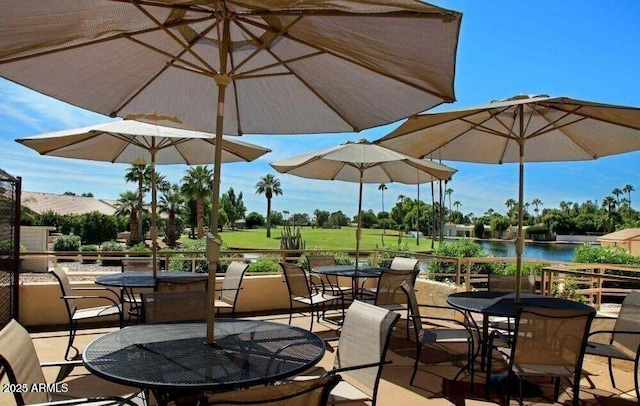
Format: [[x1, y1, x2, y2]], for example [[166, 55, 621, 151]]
[[623, 184, 635, 208], [445, 188, 453, 213], [612, 188, 623, 206], [159, 184, 184, 247], [505, 198, 517, 217], [125, 163, 151, 242], [378, 183, 388, 242], [255, 174, 283, 238], [397, 194, 406, 202], [531, 198, 543, 220], [453, 200, 461, 212], [181, 166, 213, 239], [115, 191, 140, 244]]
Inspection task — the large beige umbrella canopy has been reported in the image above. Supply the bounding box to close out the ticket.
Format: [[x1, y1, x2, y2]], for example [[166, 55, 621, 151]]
[[0, 0, 462, 343], [377, 94, 640, 300], [271, 139, 456, 267], [16, 120, 271, 276]]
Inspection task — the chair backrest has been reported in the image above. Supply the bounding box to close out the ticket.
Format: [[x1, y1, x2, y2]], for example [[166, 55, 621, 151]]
[[141, 290, 207, 323], [374, 269, 416, 306], [280, 262, 312, 299], [389, 257, 420, 272], [156, 275, 208, 291], [307, 255, 337, 286], [488, 274, 536, 293], [207, 373, 341, 405], [121, 257, 158, 272], [49, 267, 76, 317], [612, 290, 640, 354], [219, 261, 249, 305], [0, 320, 51, 404], [334, 300, 400, 403], [511, 306, 595, 375]]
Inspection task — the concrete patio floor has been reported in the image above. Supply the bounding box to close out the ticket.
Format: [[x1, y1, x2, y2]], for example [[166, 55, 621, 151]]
[[1, 311, 637, 406]]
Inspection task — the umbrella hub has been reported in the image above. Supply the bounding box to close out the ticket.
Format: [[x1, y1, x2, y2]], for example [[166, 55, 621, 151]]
[[214, 74, 232, 86]]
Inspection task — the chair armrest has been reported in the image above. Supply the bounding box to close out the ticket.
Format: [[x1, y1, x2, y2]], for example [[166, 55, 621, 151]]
[[41, 360, 83, 369], [62, 295, 120, 308], [71, 287, 119, 300], [326, 360, 392, 376], [588, 329, 640, 340]]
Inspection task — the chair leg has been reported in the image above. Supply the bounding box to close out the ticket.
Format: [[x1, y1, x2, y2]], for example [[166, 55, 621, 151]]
[[553, 376, 561, 401], [635, 357, 640, 402], [608, 358, 617, 388], [309, 304, 315, 331], [410, 344, 422, 386], [288, 300, 293, 325], [66, 320, 78, 360]]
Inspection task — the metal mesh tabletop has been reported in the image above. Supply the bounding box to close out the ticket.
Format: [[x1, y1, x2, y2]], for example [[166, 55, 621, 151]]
[[95, 271, 208, 288], [83, 320, 325, 391], [311, 265, 386, 278], [447, 291, 593, 317]]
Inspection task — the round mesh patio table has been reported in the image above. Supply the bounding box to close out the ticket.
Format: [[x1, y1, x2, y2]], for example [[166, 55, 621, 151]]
[[83, 320, 325, 400], [95, 271, 208, 288]]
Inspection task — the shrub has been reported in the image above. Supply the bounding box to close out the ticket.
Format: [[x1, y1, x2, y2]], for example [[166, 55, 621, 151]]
[[429, 238, 494, 280], [247, 260, 279, 273], [572, 243, 640, 265], [129, 242, 151, 254], [77, 211, 118, 244], [80, 244, 99, 264], [100, 240, 123, 266], [169, 238, 208, 273], [367, 243, 411, 267], [298, 251, 354, 271], [474, 222, 485, 239], [0, 239, 26, 256], [492, 262, 544, 276], [53, 235, 81, 251]]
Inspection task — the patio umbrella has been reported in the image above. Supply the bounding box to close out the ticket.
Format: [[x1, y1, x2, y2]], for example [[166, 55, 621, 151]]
[[0, 0, 462, 343], [271, 139, 456, 268], [16, 120, 270, 276], [377, 94, 640, 300]]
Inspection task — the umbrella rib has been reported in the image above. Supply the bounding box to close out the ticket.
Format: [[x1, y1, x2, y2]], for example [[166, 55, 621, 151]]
[[414, 108, 514, 159], [525, 106, 600, 158], [113, 20, 221, 116], [0, 15, 213, 65], [239, 17, 453, 102], [230, 16, 304, 75], [30, 132, 103, 155], [129, 0, 219, 75], [230, 16, 357, 130], [125, 35, 215, 76]]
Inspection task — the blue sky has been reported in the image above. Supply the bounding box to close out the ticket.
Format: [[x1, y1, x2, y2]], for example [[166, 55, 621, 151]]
[[1, 1, 640, 220]]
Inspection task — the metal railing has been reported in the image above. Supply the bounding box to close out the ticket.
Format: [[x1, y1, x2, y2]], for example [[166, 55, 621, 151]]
[[19, 249, 640, 308]]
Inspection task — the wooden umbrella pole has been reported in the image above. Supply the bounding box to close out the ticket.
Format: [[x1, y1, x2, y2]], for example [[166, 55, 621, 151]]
[[207, 17, 231, 345], [355, 168, 364, 272], [515, 106, 525, 303]]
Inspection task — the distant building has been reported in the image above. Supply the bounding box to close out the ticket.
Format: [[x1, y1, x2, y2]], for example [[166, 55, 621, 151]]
[[597, 228, 640, 255], [22, 191, 117, 215], [21, 191, 167, 218]]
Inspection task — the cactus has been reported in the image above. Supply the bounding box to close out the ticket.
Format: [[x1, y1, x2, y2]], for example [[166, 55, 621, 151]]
[[280, 223, 306, 251]]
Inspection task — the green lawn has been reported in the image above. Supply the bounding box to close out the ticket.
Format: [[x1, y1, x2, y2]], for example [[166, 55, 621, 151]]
[[211, 226, 433, 251]]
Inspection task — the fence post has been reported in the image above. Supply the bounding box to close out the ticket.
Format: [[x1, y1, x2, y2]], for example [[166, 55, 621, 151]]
[[465, 259, 471, 291], [455, 258, 461, 286], [596, 265, 604, 309]]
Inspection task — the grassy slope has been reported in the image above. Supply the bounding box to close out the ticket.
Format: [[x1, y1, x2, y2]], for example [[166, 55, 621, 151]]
[[214, 226, 433, 251]]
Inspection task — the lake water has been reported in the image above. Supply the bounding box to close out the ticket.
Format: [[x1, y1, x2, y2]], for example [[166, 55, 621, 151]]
[[465, 239, 580, 262]]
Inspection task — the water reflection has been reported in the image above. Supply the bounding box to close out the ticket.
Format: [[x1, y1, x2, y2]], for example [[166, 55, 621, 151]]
[[447, 239, 579, 262]]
